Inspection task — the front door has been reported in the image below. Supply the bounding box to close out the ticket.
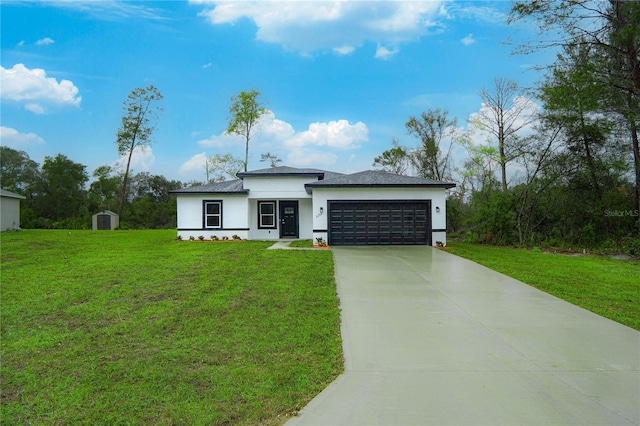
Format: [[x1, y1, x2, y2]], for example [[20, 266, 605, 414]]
[[279, 201, 299, 238], [97, 214, 111, 230]]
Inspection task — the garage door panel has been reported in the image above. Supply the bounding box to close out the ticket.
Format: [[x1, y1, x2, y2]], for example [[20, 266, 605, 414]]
[[329, 201, 431, 246]]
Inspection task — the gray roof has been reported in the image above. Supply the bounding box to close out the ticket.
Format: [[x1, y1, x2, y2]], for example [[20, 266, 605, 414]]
[[0, 189, 26, 199], [169, 179, 247, 194], [169, 168, 456, 196], [305, 170, 456, 192], [237, 166, 344, 180]]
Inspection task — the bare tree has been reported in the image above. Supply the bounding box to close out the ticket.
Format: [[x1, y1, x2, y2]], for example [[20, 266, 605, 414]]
[[471, 78, 536, 192], [405, 108, 457, 181]]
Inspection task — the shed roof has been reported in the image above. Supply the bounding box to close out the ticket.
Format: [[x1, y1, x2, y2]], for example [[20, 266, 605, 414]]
[[93, 210, 118, 216], [0, 189, 26, 199]]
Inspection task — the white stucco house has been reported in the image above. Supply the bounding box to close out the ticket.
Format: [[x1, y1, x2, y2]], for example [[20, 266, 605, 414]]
[[1, 189, 26, 231], [170, 166, 456, 246]]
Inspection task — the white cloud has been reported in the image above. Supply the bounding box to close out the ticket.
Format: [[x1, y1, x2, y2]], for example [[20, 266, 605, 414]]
[[0, 126, 45, 148], [467, 95, 540, 146], [190, 0, 447, 57], [287, 150, 338, 168], [179, 152, 208, 175], [25, 103, 46, 114], [17, 40, 25, 47], [333, 45, 355, 55], [36, 37, 55, 46], [195, 111, 368, 170], [114, 146, 155, 172], [374, 44, 399, 60], [286, 120, 368, 150], [40, 0, 168, 21], [461, 34, 475, 46], [0, 64, 81, 114], [202, 62, 212, 69]]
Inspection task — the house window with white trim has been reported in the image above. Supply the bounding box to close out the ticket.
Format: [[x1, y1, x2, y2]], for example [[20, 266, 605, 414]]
[[258, 201, 276, 229], [204, 201, 222, 228]]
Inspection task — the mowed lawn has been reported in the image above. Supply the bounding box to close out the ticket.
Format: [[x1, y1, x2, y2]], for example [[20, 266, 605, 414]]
[[1, 230, 343, 425], [447, 242, 640, 331]]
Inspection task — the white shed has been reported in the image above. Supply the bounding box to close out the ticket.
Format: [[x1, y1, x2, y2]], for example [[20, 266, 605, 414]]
[[92, 210, 119, 230], [0, 189, 26, 231]]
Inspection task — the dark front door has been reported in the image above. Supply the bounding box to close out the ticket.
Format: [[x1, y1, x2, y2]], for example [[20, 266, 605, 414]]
[[279, 200, 299, 238], [97, 214, 111, 230]]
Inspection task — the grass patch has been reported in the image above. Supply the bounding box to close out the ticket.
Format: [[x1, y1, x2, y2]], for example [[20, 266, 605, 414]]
[[1, 230, 343, 425], [446, 242, 640, 330]]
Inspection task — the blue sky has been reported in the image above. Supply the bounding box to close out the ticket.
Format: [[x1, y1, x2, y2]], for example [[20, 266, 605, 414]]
[[1, 0, 550, 183]]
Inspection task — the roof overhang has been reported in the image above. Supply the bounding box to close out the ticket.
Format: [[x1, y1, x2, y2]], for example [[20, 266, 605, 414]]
[[305, 182, 456, 194]]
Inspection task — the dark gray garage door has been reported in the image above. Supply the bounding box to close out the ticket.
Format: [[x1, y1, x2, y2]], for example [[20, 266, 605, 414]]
[[328, 201, 431, 246]]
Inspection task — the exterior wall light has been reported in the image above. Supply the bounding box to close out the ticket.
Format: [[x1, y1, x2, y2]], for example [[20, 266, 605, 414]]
[[436, 206, 440, 213]]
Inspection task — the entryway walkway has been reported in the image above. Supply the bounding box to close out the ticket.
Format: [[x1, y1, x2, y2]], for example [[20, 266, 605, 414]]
[[287, 246, 639, 425]]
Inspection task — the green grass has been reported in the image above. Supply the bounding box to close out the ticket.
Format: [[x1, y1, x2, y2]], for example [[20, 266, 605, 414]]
[[446, 242, 640, 330], [1, 230, 343, 425]]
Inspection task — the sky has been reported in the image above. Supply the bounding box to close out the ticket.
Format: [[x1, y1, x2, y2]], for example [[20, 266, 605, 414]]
[[0, 0, 552, 184]]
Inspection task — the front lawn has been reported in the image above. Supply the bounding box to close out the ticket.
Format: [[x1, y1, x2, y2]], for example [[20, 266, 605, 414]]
[[1, 230, 343, 425], [446, 242, 640, 330]]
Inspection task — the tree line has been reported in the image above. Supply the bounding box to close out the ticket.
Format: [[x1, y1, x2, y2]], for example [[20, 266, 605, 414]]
[[373, 1, 639, 254], [1, 146, 186, 230]]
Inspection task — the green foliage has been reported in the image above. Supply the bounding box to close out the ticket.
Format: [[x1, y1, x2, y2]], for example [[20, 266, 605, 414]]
[[466, 186, 517, 245], [372, 138, 409, 175], [226, 88, 268, 172], [0, 146, 39, 194], [1, 230, 342, 424], [206, 153, 244, 183]]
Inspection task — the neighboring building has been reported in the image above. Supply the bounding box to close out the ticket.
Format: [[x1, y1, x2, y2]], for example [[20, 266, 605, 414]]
[[170, 166, 456, 246], [0, 189, 26, 231], [92, 210, 120, 230]]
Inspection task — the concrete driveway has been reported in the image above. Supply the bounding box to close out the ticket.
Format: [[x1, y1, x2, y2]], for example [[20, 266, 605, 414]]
[[287, 246, 639, 425]]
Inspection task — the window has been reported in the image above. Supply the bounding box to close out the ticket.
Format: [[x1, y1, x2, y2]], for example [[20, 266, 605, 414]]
[[258, 201, 276, 229], [204, 201, 222, 228]]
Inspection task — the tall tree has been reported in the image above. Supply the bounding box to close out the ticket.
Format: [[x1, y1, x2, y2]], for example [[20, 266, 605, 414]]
[[405, 108, 457, 181], [471, 78, 536, 192], [34, 154, 88, 223], [226, 88, 267, 172], [0, 147, 39, 194], [115, 85, 163, 218], [372, 138, 409, 175], [509, 0, 640, 227]]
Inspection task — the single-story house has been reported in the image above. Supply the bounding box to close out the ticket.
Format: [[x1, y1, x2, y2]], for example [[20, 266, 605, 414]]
[[170, 166, 456, 246], [1, 189, 26, 231]]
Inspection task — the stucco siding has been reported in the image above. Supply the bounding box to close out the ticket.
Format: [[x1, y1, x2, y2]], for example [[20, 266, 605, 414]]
[[176, 194, 249, 240], [248, 198, 313, 240], [242, 176, 314, 199]]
